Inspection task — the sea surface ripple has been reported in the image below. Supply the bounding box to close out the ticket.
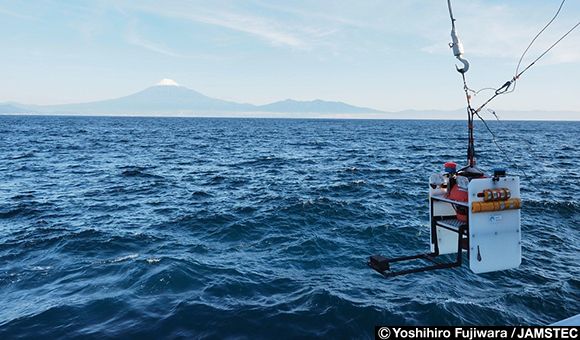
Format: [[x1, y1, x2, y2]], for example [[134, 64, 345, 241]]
[[0, 116, 578, 338]]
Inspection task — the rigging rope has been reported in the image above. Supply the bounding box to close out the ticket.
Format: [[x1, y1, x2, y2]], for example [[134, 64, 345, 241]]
[[514, 21, 580, 81], [473, 111, 528, 178], [475, 0, 580, 112], [513, 0, 567, 91], [446, 0, 578, 176]]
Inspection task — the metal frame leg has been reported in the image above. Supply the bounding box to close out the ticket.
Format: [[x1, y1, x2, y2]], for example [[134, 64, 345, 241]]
[[368, 225, 466, 278]]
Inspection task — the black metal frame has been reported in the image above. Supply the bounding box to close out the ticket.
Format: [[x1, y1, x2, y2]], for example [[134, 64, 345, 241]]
[[368, 196, 469, 278]]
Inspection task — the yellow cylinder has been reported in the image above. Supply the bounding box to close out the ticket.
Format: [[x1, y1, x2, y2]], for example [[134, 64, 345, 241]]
[[472, 198, 521, 213]]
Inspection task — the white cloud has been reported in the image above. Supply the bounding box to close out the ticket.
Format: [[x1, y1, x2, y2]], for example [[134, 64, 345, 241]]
[[125, 20, 185, 58], [127, 2, 308, 48], [252, 1, 373, 30], [121, 15, 233, 61], [190, 11, 305, 48]]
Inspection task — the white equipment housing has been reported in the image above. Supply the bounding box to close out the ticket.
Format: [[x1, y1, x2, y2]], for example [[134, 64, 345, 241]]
[[429, 175, 521, 273]]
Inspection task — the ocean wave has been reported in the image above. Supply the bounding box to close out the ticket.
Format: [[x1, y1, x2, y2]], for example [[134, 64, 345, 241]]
[[10, 152, 36, 160], [523, 199, 579, 212], [233, 156, 289, 167], [107, 253, 139, 263], [121, 169, 164, 179], [1, 117, 578, 337], [191, 191, 213, 198]]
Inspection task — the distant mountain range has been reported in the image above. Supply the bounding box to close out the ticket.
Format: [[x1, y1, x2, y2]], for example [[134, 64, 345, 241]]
[[1, 80, 578, 120], [0, 103, 32, 114], [2, 79, 382, 116]]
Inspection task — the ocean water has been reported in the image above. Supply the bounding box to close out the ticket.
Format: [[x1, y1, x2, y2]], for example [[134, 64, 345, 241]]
[[0, 115, 578, 338]]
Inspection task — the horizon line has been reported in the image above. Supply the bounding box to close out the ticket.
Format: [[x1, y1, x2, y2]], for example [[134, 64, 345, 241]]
[[2, 112, 579, 122]]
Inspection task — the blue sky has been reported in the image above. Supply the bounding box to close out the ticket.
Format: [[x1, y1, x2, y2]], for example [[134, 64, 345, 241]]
[[0, 0, 579, 116]]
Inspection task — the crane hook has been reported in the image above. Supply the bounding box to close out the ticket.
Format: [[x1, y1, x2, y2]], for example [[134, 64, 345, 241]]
[[455, 55, 470, 73], [447, 0, 470, 73]]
